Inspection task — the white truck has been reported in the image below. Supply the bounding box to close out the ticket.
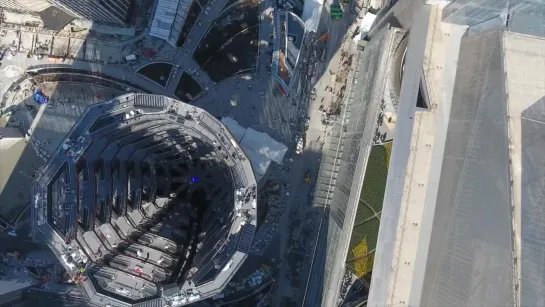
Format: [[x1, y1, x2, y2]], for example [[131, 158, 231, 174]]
[[125, 54, 137, 61], [295, 134, 304, 155]]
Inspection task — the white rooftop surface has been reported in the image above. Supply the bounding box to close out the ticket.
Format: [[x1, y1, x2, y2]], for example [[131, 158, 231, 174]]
[[241, 128, 287, 165], [99, 223, 123, 247], [221, 117, 287, 180], [128, 208, 145, 226], [11, 0, 51, 12], [0, 129, 25, 194], [114, 216, 134, 237], [82, 231, 103, 255], [369, 5, 466, 306], [503, 32, 545, 302], [371, 5, 545, 307], [394, 11, 466, 307], [243, 147, 271, 181]]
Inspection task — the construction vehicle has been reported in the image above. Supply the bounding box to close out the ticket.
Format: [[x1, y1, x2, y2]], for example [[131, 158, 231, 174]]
[[330, 4, 343, 20], [314, 32, 329, 45], [304, 170, 311, 184]]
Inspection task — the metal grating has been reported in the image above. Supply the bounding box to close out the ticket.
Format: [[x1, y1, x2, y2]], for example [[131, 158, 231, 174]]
[[134, 94, 166, 109], [236, 224, 256, 253], [133, 297, 164, 307]]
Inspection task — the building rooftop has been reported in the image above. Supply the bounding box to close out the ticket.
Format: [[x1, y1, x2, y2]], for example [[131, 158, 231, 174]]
[[418, 28, 514, 307], [504, 31, 545, 307], [150, 0, 192, 47], [32, 93, 258, 306], [3, 0, 52, 12], [370, 3, 545, 307], [0, 127, 25, 200]]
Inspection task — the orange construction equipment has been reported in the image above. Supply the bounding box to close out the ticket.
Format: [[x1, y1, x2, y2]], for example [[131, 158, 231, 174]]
[[314, 32, 329, 44]]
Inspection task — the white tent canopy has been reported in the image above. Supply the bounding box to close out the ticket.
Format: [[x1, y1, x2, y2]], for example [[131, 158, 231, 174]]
[[221, 117, 288, 181], [220, 117, 246, 141], [240, 128, 287, 165], [244, 149, 271, 181]]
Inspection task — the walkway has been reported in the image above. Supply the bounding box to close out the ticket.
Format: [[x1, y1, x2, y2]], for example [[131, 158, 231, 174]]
[[0, 52, 171, 102], [165, 0, 232, 93]]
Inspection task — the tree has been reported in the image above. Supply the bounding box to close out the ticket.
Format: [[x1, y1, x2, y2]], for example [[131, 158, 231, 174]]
[[383, 142, 393, 170], [351, 237, 374, 278]]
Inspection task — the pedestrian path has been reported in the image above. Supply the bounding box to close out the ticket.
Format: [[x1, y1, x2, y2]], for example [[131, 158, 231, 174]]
[[166, 0, 231, 94]]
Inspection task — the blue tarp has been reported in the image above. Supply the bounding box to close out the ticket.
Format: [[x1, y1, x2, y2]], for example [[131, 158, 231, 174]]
[[33, 88, 49, 104]]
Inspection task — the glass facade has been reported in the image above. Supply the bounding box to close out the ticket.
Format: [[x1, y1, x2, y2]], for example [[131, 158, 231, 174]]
[[443, 0, 509, 25], [443, 0, 545, 27]]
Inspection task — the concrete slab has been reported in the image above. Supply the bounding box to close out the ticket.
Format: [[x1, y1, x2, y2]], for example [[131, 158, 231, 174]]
[[504, 32, 545, 307], [19, 31, 35, 54], [98, 223, 122, 247], [67, 38, 86, 59], [35, 33, 53, 55], [368, 6, 431, 307], [82, 231, 102, 255], [51, 36, 69, 57], [408, 13, 467, 307], [101, 44, 124, 63], [84, 41, 103, 62], [0, 30, 20, 51]]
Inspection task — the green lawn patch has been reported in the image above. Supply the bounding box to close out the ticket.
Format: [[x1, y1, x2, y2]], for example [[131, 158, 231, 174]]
[[354, 200, 375, 226], [345, 145, 390, 274], [361, 145, 389, 213]]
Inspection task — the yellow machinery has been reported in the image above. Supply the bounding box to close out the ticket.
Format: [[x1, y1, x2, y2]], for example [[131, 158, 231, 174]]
[[304, 170, 311, 184]]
